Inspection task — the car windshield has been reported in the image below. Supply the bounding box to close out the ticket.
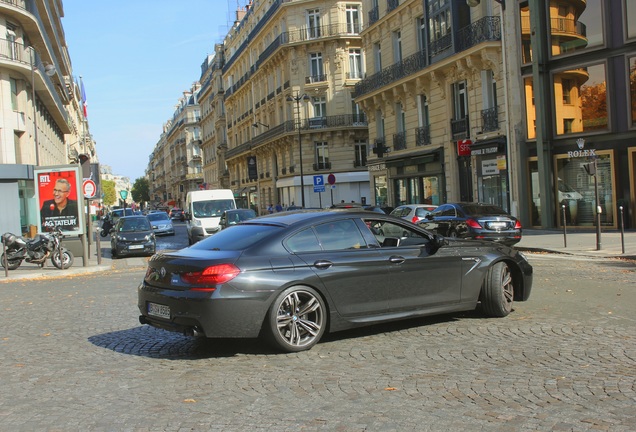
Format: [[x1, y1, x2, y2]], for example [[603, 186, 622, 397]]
[[147, 212, 169, 221], [120, 218, 151, 232], [191, 224, 281, 251], [192, 199, 235, 218]]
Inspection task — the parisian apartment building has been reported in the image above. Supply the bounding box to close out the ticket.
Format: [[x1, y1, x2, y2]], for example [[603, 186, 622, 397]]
[[0, 0, 93, 237], [147, 0, 636, 229]]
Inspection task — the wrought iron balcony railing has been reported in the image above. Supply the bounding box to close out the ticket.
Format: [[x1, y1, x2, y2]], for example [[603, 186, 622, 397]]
[[415, 126, 431, 146], [355, 16, 501, 98], [451, 117, 469, 139], [481, 107, 499, 132], [393, 132, 406, 151]]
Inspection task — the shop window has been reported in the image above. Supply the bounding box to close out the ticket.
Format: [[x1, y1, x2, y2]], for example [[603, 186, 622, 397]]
[[556, 153, 614, 227], [374, 175, 388, 207]]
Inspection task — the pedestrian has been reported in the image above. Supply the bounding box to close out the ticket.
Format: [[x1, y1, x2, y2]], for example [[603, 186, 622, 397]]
[[267, 203, 274, 214], [275, 202, 283, 212]]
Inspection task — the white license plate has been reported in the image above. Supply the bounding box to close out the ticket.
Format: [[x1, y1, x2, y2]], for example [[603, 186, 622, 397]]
[[490, 222, 507, 229], [128, 244, 144, 250], [148, 302, 170, 319]]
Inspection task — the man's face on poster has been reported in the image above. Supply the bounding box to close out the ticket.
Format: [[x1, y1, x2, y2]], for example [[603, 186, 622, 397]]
[[53, 181, 70, 206]]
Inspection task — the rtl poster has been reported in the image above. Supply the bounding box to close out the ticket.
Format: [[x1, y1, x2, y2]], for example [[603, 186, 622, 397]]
[[35, 166, 84, 234]]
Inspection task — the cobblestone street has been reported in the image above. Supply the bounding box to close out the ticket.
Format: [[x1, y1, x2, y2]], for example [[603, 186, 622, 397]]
[[1, 253, 635, 431]]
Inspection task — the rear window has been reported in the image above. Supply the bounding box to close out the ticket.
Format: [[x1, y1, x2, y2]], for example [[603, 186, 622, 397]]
[[463, 205, 506, 216], [190, 224, 281, 251], [147, 212, 170, 221]]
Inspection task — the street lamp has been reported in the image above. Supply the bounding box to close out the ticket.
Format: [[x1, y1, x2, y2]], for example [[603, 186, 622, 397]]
[[286, 92, 311, 207], [252, 121, 269, 129], [30, 47, 56, 166]]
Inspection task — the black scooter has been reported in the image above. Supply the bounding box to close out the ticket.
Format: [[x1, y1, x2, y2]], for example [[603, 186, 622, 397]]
[[100, 218, 113, 237]]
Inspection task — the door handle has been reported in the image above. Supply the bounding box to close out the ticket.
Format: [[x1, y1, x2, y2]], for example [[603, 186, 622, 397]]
[[313, 260, 333, 269], [389, 256, 405, 264]]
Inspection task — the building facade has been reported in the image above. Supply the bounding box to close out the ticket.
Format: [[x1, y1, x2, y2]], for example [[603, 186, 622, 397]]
[[219, 0, 370, 213], [147, 84, 202, 210], [0, 0, 92, 236], [355, 0, 515, 215], [521, 0, 636, 229]]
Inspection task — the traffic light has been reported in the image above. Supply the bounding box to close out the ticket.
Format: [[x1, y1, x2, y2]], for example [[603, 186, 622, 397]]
[[78, 154, 91, 179]]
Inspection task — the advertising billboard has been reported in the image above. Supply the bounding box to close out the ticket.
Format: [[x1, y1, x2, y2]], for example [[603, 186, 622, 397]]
[[35, 165, 84, 235]]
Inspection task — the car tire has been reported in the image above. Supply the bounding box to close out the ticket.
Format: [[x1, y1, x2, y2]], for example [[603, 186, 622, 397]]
[[449, 229, 458, 238], [481, 261, 514, 317], [265, 286, 326, 353]]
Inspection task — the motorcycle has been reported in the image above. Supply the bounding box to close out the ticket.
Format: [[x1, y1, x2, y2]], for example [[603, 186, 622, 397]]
[[100, 217, 113, 238], [1, 226, 74, 270]]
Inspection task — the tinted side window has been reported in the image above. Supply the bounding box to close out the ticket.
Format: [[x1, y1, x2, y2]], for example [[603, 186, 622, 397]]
[[441, 207, 456, 217], [314, 219, 366, 250], [286, 228, 321, 252]]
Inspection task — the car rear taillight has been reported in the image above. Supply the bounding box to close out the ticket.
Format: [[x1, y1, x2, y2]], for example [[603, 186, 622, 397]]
[[466, 218, 482, 229], [514, 220, 522, 229], [411, 216, 418, 223], [181, 263, 240, 291]]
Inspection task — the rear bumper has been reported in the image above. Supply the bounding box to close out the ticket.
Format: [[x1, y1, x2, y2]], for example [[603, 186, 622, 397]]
[[137, 282, 273, 338]]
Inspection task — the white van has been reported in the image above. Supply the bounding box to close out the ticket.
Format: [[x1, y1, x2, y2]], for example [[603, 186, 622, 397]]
[[185, 189, 236, 244]]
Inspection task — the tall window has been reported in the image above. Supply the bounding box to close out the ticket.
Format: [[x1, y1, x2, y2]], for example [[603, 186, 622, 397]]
[[377, 111, 385, 138], [481, 70, 497, 109], [373, 42, 382, 73], [352, 101, 365, 123], [428, 0, 451, 41], [417, 17, 426, 52], [307, 9, 321, 39], [393, 31, 402, 62], [309, 53, 324, 82], [315, 142, 329, 166], [354, 141, 367, 167], [346, 5, 360, 34], [452, 81, 468, 120], [418, 94, 429, 127], [396, 103, 405, 132], [349, 49, 363, 79], [10, 78, 18, 111], [312, 96, 326, 118]]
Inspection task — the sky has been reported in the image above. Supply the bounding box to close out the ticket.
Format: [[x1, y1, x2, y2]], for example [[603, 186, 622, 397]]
[[61, 1, 236, 181]]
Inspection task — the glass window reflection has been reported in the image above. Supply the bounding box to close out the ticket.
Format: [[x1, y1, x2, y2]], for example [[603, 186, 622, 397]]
[[550, 0, 604, 56], [554, 64, 608, 135]]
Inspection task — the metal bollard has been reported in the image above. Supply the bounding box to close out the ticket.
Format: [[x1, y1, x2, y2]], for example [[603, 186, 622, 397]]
[[619, 206, 625, 254], [562, 204, 567, 248]]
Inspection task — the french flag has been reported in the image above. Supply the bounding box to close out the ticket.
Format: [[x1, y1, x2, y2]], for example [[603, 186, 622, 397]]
[[80, 76, 88, 118]]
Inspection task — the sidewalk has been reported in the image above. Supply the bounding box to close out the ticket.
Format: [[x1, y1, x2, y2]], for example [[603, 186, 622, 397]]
[[2, 229, 635, 282], [515, 228, 636, 259], [0, 242, 148, 282]]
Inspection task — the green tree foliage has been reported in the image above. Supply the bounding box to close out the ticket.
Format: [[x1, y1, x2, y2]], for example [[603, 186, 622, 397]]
[[131, 177, 150, 206], [101, 179, 116, 206]]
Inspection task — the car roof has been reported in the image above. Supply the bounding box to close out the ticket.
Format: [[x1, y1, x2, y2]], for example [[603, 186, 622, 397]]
[[243, 209, 394, 228]]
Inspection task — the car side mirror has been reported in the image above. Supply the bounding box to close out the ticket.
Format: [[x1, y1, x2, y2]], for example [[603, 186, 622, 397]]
[[425, 213, 434, 220]]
